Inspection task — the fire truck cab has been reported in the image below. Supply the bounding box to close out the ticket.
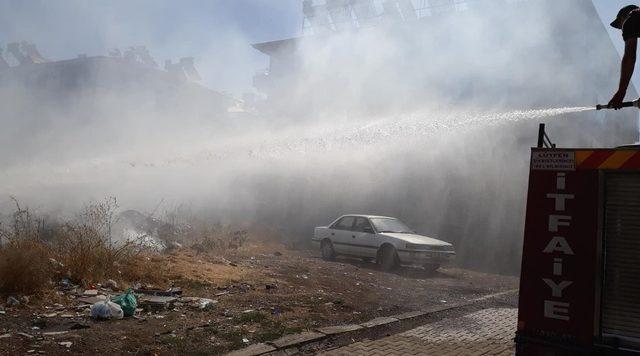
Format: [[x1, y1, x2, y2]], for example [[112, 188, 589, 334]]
[[517, 125, 640, 355]]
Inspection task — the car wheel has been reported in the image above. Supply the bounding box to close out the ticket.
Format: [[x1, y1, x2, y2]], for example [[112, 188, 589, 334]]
[[321, 240, 336, 260], [377, 245, 398, 271], [423, 264, 440, 273]]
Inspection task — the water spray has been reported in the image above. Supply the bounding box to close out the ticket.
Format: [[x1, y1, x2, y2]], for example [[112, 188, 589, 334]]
[[596, 98, 640, 110]]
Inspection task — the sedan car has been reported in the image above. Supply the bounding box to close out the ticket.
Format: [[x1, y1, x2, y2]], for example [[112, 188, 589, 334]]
[[312, 215, 455, 271]]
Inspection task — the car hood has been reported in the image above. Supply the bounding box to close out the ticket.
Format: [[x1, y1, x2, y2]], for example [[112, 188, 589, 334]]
[[379, 233, 451, 246]]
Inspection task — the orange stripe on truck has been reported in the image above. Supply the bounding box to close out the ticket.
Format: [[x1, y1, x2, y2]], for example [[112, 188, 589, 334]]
[[598, 151, 637, 169], [575, 151, 593, 166]]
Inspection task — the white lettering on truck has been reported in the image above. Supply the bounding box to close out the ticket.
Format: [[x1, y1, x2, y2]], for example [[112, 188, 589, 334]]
[[542, 172, 575, 321]]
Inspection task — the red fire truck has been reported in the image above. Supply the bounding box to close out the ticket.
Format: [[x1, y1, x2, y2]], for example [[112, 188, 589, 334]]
[[516, 124, 640, 355]]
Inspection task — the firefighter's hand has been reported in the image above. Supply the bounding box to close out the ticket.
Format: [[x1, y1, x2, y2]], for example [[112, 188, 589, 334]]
[[608, 90, 626, 110]]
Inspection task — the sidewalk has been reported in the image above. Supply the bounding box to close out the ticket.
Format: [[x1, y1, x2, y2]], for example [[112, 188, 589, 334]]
[[322, 308, 517, 355]]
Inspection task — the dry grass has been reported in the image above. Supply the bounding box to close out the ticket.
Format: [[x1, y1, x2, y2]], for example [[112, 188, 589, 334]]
[[0, 238, 52, 294], [0, 197, 146, 294], [0, 198, 253, 296]]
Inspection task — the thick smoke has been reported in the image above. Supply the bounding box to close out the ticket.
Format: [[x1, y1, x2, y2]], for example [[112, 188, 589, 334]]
[[0, 0, 637, 274]]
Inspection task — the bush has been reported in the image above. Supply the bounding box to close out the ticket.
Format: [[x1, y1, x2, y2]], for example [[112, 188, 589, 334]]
[[0, 197, 145, 294]]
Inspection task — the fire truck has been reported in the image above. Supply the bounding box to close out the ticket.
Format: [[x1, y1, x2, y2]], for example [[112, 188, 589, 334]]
[[516, 124, 640, 355]]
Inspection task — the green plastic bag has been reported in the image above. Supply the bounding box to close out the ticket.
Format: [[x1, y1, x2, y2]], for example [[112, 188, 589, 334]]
[[111, 288, 137, 317]]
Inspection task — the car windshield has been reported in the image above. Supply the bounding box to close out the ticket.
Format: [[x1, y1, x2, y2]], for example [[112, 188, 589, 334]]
[[370, 218, 413, 233]]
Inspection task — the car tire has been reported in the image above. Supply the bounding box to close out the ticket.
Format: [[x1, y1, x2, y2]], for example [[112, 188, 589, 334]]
[[423, 264, 440, 273], [321, 240, 336, 260], [377, 245, 398, 271]]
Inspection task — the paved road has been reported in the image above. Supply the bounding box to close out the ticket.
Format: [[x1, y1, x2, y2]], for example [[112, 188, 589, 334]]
[[323, 308, 517, 355]]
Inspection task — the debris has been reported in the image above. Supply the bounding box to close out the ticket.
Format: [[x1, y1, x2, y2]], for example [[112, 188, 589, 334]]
[[0, 333, 11, 339], [266, 284, 278, 291], [42, 331, 69, 336], [58, 341, 72, 348], [112, 289, 137, 317], [104, 279, 119, 290], [17, 332, 34, 339], [274, 251, 283, 256], [59, 278, 72, 289], [242, 337, 249, 344], [83, 290, 98, 296], [90, 300, 124, 320], [139, 296, 177, 312], [77, 295, 107, 305], [32, 318, 47, 329], [134, 287, 182, 297], [198, 298, 217, 310], [6, 296, 20, 307]]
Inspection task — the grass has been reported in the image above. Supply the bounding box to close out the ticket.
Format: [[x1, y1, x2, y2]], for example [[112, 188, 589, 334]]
[[234, 310, 267, 323], [0, 198, 150, 295]]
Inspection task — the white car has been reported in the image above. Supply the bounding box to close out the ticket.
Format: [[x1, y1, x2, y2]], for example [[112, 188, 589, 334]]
[[312, 215, 455, 271]]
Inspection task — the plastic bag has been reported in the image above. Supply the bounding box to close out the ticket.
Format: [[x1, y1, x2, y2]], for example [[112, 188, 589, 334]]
[[111, 289, 137, 317], [90, 300, 124, 320]]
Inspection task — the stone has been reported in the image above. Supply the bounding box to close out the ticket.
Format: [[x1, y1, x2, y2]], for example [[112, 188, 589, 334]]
[[270, 331, 325, 348], [104, 279, 118, 290], [226, 343, 276, 356], [316, 324, 363, 335], [393, 310, 428, 320], [360, 316, 399, 328]]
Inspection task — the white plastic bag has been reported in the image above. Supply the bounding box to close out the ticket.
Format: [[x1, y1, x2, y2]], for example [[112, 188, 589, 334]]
[[90, 300, 124, 320]]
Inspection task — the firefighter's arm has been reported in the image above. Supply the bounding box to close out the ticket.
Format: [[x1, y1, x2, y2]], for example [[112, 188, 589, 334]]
[[610, 38, 638, 109]]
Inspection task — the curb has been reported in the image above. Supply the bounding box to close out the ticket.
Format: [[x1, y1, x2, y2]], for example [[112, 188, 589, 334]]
[[227, 289, 518, 356]]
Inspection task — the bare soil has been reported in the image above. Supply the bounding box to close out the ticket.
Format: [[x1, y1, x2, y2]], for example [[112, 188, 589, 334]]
[[0, 239, 518, 355]]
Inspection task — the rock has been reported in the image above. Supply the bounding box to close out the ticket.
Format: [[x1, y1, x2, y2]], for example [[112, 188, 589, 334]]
[[198, 298, 218, 310], [58, 341, 72, 348], [104, 280, 118, 290], [32, 319, 47, 329], [42, 331, 69, 336], [274, 251, 283, 256], [83, 290, 98, 296], [6, 296, 20, 307], [265, 284, 278, 291]]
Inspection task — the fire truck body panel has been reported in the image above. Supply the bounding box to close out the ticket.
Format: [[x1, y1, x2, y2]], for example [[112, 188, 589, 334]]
[[517, 148, 640, 355]]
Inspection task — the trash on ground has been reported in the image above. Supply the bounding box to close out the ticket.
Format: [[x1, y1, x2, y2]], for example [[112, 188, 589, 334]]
[[111, 289, 137, 317], [90, 300, 124, 320]]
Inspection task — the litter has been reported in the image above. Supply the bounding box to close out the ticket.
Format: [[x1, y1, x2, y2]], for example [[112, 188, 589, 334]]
[[90, 300, 124, 320], [6, 296, 20, 306], [112, 289, 137, 317], [58, 341, 72, 348], [198, 298, 217, 310]]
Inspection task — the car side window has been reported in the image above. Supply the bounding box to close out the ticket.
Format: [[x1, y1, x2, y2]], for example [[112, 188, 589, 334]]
[[353, 217, 373, 233], [333, 216, 355, 230]]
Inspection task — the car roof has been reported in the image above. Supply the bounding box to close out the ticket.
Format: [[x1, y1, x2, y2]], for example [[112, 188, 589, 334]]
[[340, 214, 397, 219]]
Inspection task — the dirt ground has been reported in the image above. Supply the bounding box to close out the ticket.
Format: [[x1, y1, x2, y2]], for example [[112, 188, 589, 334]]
[[0, 238, 518, 355]]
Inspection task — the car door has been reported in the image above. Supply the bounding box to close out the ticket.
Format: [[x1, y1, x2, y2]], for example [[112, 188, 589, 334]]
[[351, 217, 378, 258], [330, 216, 356, 255]]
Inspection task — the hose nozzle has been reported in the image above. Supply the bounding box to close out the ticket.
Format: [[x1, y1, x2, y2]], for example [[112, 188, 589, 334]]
[[596, 98, 640, 110]]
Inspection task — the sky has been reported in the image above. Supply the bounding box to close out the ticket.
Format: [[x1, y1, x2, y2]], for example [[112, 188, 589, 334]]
[[0, 0, 636, 97]]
